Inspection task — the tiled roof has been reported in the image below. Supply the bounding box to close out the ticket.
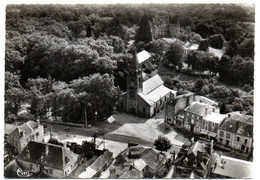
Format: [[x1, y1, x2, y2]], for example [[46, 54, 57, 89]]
[[137, 50, 151, 64], [89, 150, 113, 172], [212, 154, 253, 178], [185, 102, 209, 116], [119, 168, 143, 179], [142, 74, 164, 95], [187, 142, 207, 156], [141, 148, 165, 170], [219, 116, 253, 137], [128, 146, 147, 157], [16, 141, 78, 170], [4, 124, 17, 135], [133, 159, 147, 171]]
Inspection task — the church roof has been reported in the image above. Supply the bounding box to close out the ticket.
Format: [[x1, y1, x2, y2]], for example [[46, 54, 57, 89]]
[[137, 50, 151, 64], [138, 74, 177, 106], [142, 74, 164, 95], [146, 85, 173, 102]]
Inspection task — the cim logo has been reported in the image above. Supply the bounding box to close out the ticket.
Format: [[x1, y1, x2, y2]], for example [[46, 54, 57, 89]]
[[17, 168, 33, 177]]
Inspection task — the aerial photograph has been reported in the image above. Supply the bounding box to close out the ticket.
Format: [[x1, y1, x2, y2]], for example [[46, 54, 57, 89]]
[[4, 3, 254, 179]]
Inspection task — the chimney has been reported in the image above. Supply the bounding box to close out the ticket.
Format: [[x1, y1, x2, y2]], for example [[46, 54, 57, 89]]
[[26, 149, 30, 159], [37, 119, 40, 128], [45, 144, 49, 155], [210, 140, 214, 155], [63, 143, 67, 149], [205, 108, 208, 116]]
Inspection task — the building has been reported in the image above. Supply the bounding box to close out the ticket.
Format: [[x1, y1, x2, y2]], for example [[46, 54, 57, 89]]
[[174, 141, 210, 178], [151, 14, 180, 39], [5, 120, 44, 153], [217, 113, 253, 154], [183, 102, 218, 133], [165, 92, 195, 126], [118, 49, 177, 118], [206, 152, 253, 178], [201, 112, 226, 139], [78, 150, 113, 178], [16, 141, 79, 178], [111, 145, 168, 178]]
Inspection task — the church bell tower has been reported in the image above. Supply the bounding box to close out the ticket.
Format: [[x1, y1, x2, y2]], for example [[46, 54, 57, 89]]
[[126, 47, 143, 114]]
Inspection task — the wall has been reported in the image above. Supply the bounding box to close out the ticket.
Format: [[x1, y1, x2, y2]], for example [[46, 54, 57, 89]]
[[231, 134, 253, 154], [16, 159, 40, 173]]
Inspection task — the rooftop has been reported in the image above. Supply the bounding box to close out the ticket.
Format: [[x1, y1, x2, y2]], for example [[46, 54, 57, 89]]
[[219, 117, 253, 137], [16, 141, 78, 170], [89, 150, 113, 172], [187, 142, 207, 156], [137, 50, 151, 64], [6, 120, 40, 137], [142, 74, 164, 95], [212, 154, 253, 178], [185, 102, 209, 116], [141, 148, 165, 170], [204, 113, 226, 124], [5, 123, 17, 135]]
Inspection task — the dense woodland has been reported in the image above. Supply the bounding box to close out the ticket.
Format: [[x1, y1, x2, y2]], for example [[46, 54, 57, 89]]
[[5, 4, 254, 123]]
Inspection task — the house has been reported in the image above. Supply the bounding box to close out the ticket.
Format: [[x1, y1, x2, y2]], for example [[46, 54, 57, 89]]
[[201, 112, 226, 139], [5, 120, 44, 153], [118, 49, 177, 118], [207, 152, 253, 178], [217, 113, 253, 154], [111, 145, 167, 178], [183, 102, 218, 133], [151, 14, 180, 39], [16, 141, 79, 178], [78, 150, 113, 178], [165, 92, 195, 126]]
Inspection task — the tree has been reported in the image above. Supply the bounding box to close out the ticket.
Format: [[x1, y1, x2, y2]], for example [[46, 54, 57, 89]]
[[135, 14, 152, 43], [198, 40, 209, 51], [208, 34, 225, 49], [81, 141, 96, 159], [154, 136, 172, 153], [163, 42, 185, 69], [5, 72, 27, 120]]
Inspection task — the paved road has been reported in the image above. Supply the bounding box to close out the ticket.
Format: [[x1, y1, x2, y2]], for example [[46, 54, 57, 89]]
[[45, 123, 155, 148]]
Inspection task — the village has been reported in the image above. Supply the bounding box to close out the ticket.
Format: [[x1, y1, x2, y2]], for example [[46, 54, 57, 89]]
[[4, 4, 254, 179]]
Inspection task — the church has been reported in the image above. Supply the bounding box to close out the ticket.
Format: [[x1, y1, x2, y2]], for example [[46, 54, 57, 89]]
[[118, 49, 177, 118]]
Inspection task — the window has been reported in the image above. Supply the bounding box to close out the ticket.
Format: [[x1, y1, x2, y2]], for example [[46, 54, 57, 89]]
[[205, 126, 208, 131], [219, 138, 223, 143], [237, 136, 240, 141], [191, 119, 194, 124], [186, 112, 189, 116], [36, 132, 39, 136], [30, 164, 33, 170], [205, 121, 208, 125], [226, 140, 229, 146], [226, 133, 230, 139], [245, 139, 248, 144], [191, 114, 194, 118], [220, 131, 224, 137], [212, 123, 215, 127]]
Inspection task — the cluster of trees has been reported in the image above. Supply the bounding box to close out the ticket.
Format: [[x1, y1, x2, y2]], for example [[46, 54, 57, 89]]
[[5, 4, 254, 122]]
